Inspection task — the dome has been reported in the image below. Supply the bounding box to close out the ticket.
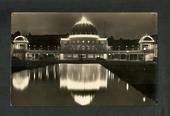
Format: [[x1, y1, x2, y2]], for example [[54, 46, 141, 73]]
[[71, 17, 98, 35], [13, 35, 29, 43], [143, 37, 153, 41], [139, 35, 155, 43]]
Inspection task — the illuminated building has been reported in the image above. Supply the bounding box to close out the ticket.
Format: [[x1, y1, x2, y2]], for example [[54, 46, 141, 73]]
[[12, 35, 29, 60], [60, 16, 109, 59], [138, 34, 158, 61], [11, 18, 158, 62], [13, 35, 29, 50]]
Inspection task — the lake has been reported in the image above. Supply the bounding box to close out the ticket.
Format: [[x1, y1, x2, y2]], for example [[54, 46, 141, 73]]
[[11, 63, 155, 106]]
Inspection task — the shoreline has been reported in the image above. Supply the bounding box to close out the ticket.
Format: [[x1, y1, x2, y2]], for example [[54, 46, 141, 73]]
[[12, 59, 156, 72]]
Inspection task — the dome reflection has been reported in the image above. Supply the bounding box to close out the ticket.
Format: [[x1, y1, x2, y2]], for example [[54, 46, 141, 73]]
[[60, 64, 108, 105], [72, 93, 94, 106], [12, 70, 30, 91]]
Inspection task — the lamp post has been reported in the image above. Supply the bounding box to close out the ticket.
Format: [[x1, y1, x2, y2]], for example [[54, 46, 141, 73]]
[[28, 44, 30, 50], [108, 53, 111, 59], [143, 47, 146, 61], [125, 45, 128, 50], [125, 45, 128, 61], [143, 47, 146, 71]]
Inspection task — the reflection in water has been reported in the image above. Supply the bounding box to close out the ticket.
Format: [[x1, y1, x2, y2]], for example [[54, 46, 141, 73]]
[[126, 83, 129, 91], [33, 70, 36, 80], [12, 70, 30, 91], [60, 64, 108, 90], [11, 64, 155, 106], [46, 66, 49, 79], [72, 94, 94, 106], [143, 97, 146, 102], [60, 64, 108, 105], [118, 78, 120, 83]]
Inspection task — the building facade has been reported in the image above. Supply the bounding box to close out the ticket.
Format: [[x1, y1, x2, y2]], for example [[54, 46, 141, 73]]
[[12, 35, 29, 60], [60, 16, 109, 59], [11, 17, 158, 62], [138, 35, 158, 61]]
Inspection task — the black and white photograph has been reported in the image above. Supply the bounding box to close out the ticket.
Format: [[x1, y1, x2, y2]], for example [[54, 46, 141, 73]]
[[11, 12, 158, 106]]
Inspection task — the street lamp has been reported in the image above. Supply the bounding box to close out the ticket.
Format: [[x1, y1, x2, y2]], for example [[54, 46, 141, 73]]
[[126, 45, 128, 50], [143, 47, 146, 61], [108, 53, 111, 59], [28, 44, 30, 50], [143, 47, 146, 71]]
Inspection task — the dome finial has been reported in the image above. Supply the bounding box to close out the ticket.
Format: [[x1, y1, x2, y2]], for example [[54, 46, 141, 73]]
[[81, 16, 87, 22], [75, 16, 93, 25]]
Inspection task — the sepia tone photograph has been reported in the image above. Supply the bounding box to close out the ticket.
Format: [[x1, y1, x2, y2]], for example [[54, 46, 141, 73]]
[[11, 12, 158, 106]]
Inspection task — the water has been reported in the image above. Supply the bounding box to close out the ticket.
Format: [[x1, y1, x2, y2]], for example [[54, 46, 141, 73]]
[[11, 64, 155, 106]]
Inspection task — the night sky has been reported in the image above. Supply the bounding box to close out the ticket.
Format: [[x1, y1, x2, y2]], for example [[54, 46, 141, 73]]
[[11, 12, 157, 40]]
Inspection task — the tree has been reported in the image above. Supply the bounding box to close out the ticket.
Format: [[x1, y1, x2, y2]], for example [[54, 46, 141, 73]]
[[11, 31, 21, 39]]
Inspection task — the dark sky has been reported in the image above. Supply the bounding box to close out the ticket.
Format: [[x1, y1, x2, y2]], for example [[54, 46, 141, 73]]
[[11, 12, 157, 40]]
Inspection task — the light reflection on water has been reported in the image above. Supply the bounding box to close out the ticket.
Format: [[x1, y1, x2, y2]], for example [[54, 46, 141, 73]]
[[12, 70, 30, 91], [11, 64, 155, 106], [60, 64, 107, 90]]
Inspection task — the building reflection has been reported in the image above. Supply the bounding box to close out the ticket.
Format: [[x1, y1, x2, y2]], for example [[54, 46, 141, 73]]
[[12, 65, 59, 91], [126, 83, 129, 91], [12, 70, 30, 91], [11, 64, 154, 105], [29, 64, 59, 81], [143, 97, 146, 102], [60, 64, 108, 105]]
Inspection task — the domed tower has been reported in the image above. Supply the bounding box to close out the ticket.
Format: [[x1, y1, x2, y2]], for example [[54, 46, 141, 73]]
[[138, 34, 157, 61], [13, 35, 29, 50], [12, 35, 29, 60], [138, 35, 155, 50], [60, 16, 109, 59], [71, 16, 98, 35]]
